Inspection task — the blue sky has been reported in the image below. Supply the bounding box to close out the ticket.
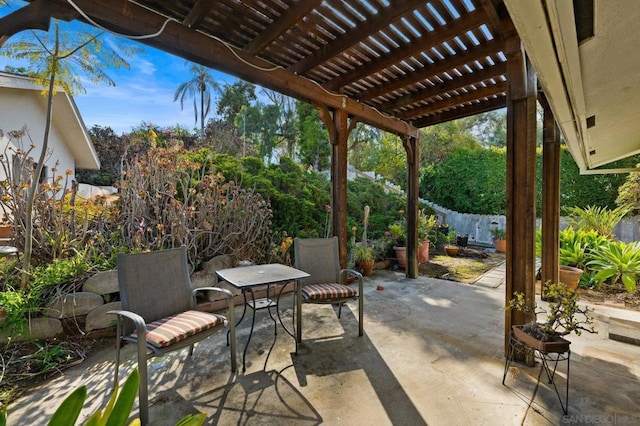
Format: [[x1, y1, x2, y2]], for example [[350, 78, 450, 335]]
[[0, 1, 237, 134]]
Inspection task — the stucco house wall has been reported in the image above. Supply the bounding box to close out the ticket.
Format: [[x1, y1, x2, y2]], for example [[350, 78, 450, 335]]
[[0, 72, 100, 185]]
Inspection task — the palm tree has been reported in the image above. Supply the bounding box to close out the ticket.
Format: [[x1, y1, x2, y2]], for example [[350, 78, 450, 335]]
[[173, 63, 220, 136]]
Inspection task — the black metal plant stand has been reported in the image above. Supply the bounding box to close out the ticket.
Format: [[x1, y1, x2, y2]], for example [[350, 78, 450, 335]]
[[502, 329, 571, 414]]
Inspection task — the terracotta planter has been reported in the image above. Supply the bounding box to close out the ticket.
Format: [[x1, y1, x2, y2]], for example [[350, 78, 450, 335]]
[[0, 225, 12, 239], [559, 265, 583, 290], [445, 245, 458, 256], [360, 259, 375, 276], [418, 240, 430, 264], [393, 246, 407, 268], [512, 325, 571, 353], [493, 238, 506, 253]]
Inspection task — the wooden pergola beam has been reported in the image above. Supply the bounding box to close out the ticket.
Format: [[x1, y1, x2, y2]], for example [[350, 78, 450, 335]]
[[357, 39, 504, 102], [379, 62, 507, 112], [397, 81, 507, 120], [183, 0, 216, 29], [0, 0, 77, 47], [504, 36, 537, 355], [1, 0, 419, 139], [290, 0, 420, 74], [326, 11, 486, 91], [540, 92, 561, 290], [412, 95, 506, 127], [246, 0, 322, 55]]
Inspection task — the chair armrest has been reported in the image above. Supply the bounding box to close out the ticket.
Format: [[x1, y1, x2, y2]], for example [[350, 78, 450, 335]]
[[340, 268, 363, 284], [192, 287, 235, 327], [108, 309, 147, 336], [192, 286, 233, 300]]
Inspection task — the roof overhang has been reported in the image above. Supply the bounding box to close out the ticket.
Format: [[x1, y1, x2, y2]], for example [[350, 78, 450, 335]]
[[505, 0, 640, 171], [0, 71, 100, 170]]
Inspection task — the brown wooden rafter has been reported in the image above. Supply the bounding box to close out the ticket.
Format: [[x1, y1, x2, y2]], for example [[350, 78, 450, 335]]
[[357, 40, 504, 102], [246, 0, 322, 55], [325, 10, 486, 91], [289, 0, 422, 75]]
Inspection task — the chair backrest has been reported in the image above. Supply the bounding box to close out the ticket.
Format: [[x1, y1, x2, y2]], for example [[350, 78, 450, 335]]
[[117, 247, 194, 332], [294, 237, 340, 285]]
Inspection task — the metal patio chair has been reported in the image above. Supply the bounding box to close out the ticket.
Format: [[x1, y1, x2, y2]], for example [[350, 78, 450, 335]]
[[293, 237, 363, 344], [109, 247, 236, 425]]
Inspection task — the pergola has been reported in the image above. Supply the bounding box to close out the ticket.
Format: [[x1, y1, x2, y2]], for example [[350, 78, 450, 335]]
[[2, 0, 638, 349]]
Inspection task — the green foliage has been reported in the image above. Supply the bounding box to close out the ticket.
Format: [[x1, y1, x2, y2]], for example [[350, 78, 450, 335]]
[[419, 120, 482, 164], [549, 147, 640, 212], [218, 81, 257, 123], [346, 177, 409, 240], [491, 228, 506, 240], [173, 63, 220, 135], [296, 101, 330, 171], [565, 205, 628, 239], [0, 20, 139, 96], [616, 165, 640, 215], [418, 210, 437, 243], [353, 245, 375, 263], [0, 287, 36, 331], [120, 145, 274, 265], [557, 227, 608, 270], [77, 125, 128, 186], [421, 146, 506, 214], [36, 367, 207, 426], [588, 241, 640, 292], [358, 133, 406, 186]]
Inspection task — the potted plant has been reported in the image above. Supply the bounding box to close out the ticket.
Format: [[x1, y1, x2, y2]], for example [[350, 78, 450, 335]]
[[456, 233, 469, 247], [506, 281, 597, 352], [444, 228, 459, 257], [354, 244, 375, 276], [388, 222, 407, 268], [417, 210, 437, 264], [491, 228, 507, 253]]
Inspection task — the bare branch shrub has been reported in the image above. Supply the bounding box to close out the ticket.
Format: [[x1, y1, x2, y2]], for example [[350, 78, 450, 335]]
[[0, 128, 118, 265], [118, 144, 274, 269]]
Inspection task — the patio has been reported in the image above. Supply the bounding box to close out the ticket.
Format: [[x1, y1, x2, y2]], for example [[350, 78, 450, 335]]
[[7, 269, 640, 425]]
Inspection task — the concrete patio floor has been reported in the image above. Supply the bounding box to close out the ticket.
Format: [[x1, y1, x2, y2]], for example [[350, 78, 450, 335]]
[[7, 268, 640, 425]]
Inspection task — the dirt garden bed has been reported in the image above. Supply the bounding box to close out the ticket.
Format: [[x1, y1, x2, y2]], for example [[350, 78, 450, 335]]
[[419, 246, 504, 283]]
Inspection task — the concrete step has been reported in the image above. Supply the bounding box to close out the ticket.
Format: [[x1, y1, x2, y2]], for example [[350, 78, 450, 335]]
[[609, 317, 640, 346]]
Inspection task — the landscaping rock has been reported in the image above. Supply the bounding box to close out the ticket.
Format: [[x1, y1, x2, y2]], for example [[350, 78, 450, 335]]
[[82, 270, 119, 296], [44, 292, 104, 319], [191, 254, 240, 301], [85, 301, 122, 332], [0, 317, 63, 344]]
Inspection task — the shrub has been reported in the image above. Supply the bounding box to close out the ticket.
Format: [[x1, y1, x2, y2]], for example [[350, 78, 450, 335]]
[[588, 241, 640, 293], [565, 205, 628, 239], [119, 145, 275, 267]]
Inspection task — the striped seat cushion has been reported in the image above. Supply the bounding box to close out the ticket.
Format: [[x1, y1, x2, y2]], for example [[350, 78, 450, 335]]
[[302, 283, 357, 301], [132, 310, 226, 348]]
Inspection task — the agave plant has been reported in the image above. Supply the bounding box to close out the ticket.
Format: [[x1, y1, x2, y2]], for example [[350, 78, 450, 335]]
[[558, 227, 608, 269], [565, 205, 629, 239], [587, 241, 640, 293]]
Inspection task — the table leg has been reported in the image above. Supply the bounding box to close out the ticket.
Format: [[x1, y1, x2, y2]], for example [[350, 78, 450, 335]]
[[296, 281, 302, 352]]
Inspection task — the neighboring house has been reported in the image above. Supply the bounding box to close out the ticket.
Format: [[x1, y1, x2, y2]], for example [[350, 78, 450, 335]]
[[0, 71, 100, 185]]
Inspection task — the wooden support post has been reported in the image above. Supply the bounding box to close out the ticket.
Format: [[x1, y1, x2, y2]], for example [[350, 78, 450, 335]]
[[318, 106, 351, 268], [402, 135, 420, 278], [505, 37, 538, 355], [540, 93, 561, 292]]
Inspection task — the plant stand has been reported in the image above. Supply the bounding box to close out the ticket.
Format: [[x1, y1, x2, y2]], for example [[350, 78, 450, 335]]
[[502, 326, 571, 414]]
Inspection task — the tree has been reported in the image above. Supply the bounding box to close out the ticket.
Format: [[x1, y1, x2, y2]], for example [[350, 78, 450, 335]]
[[217, 80, 257, 123], [616, 165, 640, 215], [173, 63, 220, 137], [1, 20, 136, 288], [296, 101, 329, 171], [419, 120, 480, 165]]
